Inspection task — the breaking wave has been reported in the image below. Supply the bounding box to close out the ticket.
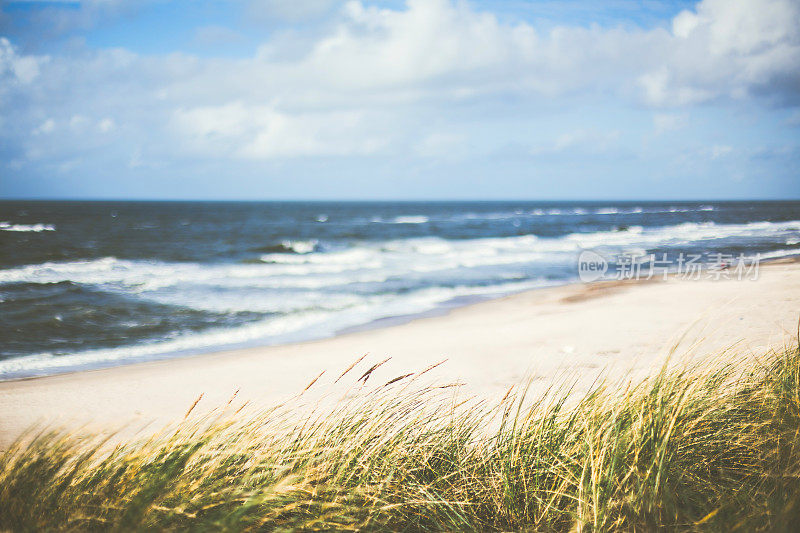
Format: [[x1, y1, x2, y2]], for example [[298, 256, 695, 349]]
[[0, 221, 55, 232], [1, 201, 797, 379]]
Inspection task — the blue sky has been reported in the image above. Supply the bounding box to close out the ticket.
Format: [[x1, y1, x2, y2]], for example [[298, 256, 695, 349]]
[[1, 0, 798, 200]]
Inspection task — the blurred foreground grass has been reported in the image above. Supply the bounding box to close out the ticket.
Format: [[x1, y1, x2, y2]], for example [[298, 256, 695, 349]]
[[1, 341, 799, 532]]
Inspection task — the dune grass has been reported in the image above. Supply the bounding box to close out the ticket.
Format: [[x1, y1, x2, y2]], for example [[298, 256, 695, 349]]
[[1, 342, 800, 532]]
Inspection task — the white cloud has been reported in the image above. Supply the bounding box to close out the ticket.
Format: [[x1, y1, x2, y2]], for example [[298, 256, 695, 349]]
[[10, 55, 41, 84], [300, 0, 538, 90], [653, 113, 689, 134], [171, 102, 389, 158], [0, 37, 46, 85], [98, 118, 115, 132], [4, 0, 799, 110], [2, 0, 799, 167], [32, 119, 56, 135], [641, 0, 800, 105], [262, 0, 798, 106]]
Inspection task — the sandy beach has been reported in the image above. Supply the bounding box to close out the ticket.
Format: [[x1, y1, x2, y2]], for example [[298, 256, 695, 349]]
[[1, 258, 798, 449]]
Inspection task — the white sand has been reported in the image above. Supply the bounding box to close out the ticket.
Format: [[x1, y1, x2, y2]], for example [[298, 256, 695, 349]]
[[1, 258, 798, 449]]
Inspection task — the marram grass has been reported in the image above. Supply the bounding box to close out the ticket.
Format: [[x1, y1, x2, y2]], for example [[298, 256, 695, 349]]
[[1, 343, 800, 532]]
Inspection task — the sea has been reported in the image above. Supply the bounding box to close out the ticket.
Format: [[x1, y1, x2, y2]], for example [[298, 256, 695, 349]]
[[1, 200, 799, 380]]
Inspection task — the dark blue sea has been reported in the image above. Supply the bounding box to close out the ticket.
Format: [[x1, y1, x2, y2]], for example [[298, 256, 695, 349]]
[[1, 200, 799, 379]]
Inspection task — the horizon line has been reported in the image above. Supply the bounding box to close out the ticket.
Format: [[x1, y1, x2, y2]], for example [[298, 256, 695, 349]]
[[1, 197, 799, 203]]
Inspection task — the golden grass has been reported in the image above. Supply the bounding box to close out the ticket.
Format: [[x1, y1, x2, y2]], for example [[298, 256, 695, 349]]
[[1, 341, 799, 531]]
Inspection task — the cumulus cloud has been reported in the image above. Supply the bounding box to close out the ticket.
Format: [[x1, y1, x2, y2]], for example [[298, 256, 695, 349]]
[[242, 0, 798, 106], [0, 37, 45, 85], [1, 0, 798, 170], [640, 0, 800, 105], [171, 102, 389, 158]]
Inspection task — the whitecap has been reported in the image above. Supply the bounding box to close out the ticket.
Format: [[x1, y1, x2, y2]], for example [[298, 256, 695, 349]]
[[0, 277, 553, 378], [757, 248, 800, 261], [0, 221, 55, 232], [392, 216, 429, 224], [281, 239, 317, 254]]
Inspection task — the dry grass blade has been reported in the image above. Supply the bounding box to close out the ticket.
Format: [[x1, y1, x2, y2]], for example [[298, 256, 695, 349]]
[[357, 357, 391, 384], [302, 371, 326, 394], [336, 353, 369, 383], [416, 359, 448, 378], [184, 393, 204, 419], [383, 373, 414, 387]]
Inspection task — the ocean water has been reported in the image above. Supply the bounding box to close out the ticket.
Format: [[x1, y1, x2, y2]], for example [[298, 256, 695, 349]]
[[1, 200, 799, 379]]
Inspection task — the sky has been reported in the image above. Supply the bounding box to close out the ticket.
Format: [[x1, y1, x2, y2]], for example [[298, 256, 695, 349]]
[[0, 0, 798, 201]]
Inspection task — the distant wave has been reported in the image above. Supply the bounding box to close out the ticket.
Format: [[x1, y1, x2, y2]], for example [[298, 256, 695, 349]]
[[593, 206, 714, 216], [365, 215, 430, 224], [352, 206, 721, 225], [524, 206, 717, 217], [392, 216, 429, 224], [1, 213, 798, 379], [252, 239, 318, 254], [3, 219, 798, 290], [0, 221, 55, 232]]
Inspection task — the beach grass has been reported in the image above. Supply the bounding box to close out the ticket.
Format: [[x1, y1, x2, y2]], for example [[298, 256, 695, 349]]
[[1, 342, 799, 532]]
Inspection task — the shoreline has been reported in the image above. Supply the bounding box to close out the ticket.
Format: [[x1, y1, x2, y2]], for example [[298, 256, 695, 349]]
[[0, 282, 550, 385], [0, 280, 556, 382], [3, 251, 797, 383], [0, 257, 798, 448]]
